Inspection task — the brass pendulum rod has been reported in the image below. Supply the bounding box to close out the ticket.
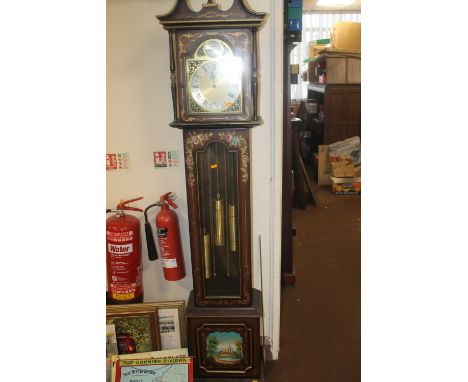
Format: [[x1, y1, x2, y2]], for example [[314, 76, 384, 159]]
[[214, 144, 225, 248]]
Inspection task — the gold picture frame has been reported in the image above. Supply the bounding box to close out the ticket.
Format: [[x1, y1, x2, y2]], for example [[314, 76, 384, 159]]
[[106, 301, 186, 354]]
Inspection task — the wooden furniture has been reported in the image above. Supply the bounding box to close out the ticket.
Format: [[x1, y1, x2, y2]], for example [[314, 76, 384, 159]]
[[308, 83, 361, 145], [308, 54, 361, 85], [157, 1, 267, 380]]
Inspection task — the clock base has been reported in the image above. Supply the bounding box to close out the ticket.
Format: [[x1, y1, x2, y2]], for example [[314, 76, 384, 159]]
[[187, 289, 264, 380]]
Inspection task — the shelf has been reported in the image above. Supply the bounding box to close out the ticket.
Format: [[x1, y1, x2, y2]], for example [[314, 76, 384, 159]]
[[308, 83, 325, 94]]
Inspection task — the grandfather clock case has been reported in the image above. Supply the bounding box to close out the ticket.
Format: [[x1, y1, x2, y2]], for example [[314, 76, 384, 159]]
[[158, 1, 267, 380]]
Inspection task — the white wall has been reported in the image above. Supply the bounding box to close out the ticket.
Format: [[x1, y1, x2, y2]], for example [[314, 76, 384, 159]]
[[107, 0, 283, 359]]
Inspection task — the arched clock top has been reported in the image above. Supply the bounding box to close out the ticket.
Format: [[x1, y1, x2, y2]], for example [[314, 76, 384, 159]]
[[157, 0, 267, 28]]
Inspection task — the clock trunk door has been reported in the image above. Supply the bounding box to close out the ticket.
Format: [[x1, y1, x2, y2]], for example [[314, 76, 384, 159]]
[[196, 141, 241, 297], [184, 129, 252, 307]]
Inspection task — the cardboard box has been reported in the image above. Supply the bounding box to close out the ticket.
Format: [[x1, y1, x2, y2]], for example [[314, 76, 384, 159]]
[[318, 145, 332, 186], [331, 21, 361, 53], [307, 39, 330, 58], [325, 56, 360, 84], [331, 176, 361, 195], [308, 56, 360, 84], [308, 44, 328, 59], [331, 160, 355, 178]]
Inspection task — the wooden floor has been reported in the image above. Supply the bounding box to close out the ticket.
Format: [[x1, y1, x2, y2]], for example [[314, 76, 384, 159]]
[[265, 183, 361, 382]]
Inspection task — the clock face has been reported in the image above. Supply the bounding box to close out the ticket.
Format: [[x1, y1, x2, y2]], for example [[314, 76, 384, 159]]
[[189, 58, 242, 114], [187, 39, 243, 115]]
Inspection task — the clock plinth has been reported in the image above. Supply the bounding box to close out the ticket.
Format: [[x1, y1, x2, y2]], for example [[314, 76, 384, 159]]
[[157, 1, 267, 379], [186, 289, 264, 380]]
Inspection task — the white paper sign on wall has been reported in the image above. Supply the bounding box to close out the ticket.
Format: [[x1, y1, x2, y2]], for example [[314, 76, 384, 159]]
[[154, 151, 180, 168]]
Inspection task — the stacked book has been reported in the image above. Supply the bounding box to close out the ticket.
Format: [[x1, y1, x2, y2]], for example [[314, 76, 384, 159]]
[[329, 136, 361, 195]]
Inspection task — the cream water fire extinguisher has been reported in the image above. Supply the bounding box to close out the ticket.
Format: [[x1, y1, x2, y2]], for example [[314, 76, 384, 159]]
[[106, 197, 144, 304], [144, 192, 185, 281]]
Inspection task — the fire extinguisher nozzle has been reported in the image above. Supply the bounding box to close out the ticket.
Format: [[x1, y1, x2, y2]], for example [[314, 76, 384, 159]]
[[144, 203, 159, 223], [145, 222, 159, 261]]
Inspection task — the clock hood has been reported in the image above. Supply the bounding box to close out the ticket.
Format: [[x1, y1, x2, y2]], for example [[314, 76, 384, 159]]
[[157, 0, 267, 30]]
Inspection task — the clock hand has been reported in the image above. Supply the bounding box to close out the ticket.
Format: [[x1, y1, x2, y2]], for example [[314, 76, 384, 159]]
[[209, 65, 217, 88]]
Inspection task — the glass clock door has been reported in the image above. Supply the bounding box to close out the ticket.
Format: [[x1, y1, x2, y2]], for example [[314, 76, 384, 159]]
[[196, 141, 241, 298]]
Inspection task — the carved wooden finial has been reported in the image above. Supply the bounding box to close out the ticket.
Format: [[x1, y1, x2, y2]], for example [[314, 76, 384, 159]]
[[202, 0, 219, 8]]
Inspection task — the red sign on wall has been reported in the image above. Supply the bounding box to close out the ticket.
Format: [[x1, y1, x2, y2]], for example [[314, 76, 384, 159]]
[[154, 151, 167, 168], [107, 154, 118, 170]]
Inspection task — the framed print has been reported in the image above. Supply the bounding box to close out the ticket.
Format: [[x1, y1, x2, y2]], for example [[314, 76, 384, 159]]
[[198, 323, 253, 374], [106, 301, 186, 354], [156, 301, 187, 350], [106, 303, 161, 354]]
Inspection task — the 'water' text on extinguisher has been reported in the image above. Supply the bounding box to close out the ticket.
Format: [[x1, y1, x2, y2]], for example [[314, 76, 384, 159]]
[[106, 197, 144, 304]]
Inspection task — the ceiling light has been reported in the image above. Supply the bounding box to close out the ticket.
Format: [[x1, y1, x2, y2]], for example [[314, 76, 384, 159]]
[[317, 0, 356, 6]]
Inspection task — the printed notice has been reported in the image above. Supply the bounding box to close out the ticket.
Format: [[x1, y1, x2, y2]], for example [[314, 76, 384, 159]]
[[167, 151, 180, 167], [154, 151, 167, 167], [158, 308, 182, 350], [154, 151, 180, 168], [115, 357, 193, 382], [107, 153, 131, 170], [117, 153, 130, 169]]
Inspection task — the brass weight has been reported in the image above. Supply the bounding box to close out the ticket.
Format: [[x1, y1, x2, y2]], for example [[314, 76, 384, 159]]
[[202, 229, 212, 279], [228, 203, 238, 252], [214, 193, 225, 247]]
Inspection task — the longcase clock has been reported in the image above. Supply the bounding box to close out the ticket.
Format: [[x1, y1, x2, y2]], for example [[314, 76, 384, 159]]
[[157, 1, 267, 380]]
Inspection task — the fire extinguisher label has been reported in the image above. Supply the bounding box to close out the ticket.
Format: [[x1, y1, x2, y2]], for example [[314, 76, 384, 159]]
[[106, 230, 134, 242], [108, 243, 134, 254], [157, 227, 171, 259], [162, 258, 177, 268], [106, 228, 142, 301], [157, 227, 168, 237]]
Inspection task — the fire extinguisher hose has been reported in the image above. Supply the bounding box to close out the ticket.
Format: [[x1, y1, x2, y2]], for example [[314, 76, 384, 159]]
[[144, 203, 159, 261]]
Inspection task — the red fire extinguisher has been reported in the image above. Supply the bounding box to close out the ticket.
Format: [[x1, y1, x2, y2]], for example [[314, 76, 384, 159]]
[[106, 197, 144, 304], [144, 192, 185, 281]]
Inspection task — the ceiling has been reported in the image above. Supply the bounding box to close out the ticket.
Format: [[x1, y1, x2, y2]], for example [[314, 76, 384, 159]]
[[302, 0, 361, 12]]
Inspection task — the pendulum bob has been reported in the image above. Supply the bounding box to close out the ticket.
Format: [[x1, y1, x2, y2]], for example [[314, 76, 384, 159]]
[[214, 193, 225, 247], [202, 230, 213, 279]]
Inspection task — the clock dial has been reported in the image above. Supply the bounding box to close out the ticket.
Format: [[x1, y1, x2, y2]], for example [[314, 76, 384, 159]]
[[203, 40, 224, 58], [189, 57, 242, 114]]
